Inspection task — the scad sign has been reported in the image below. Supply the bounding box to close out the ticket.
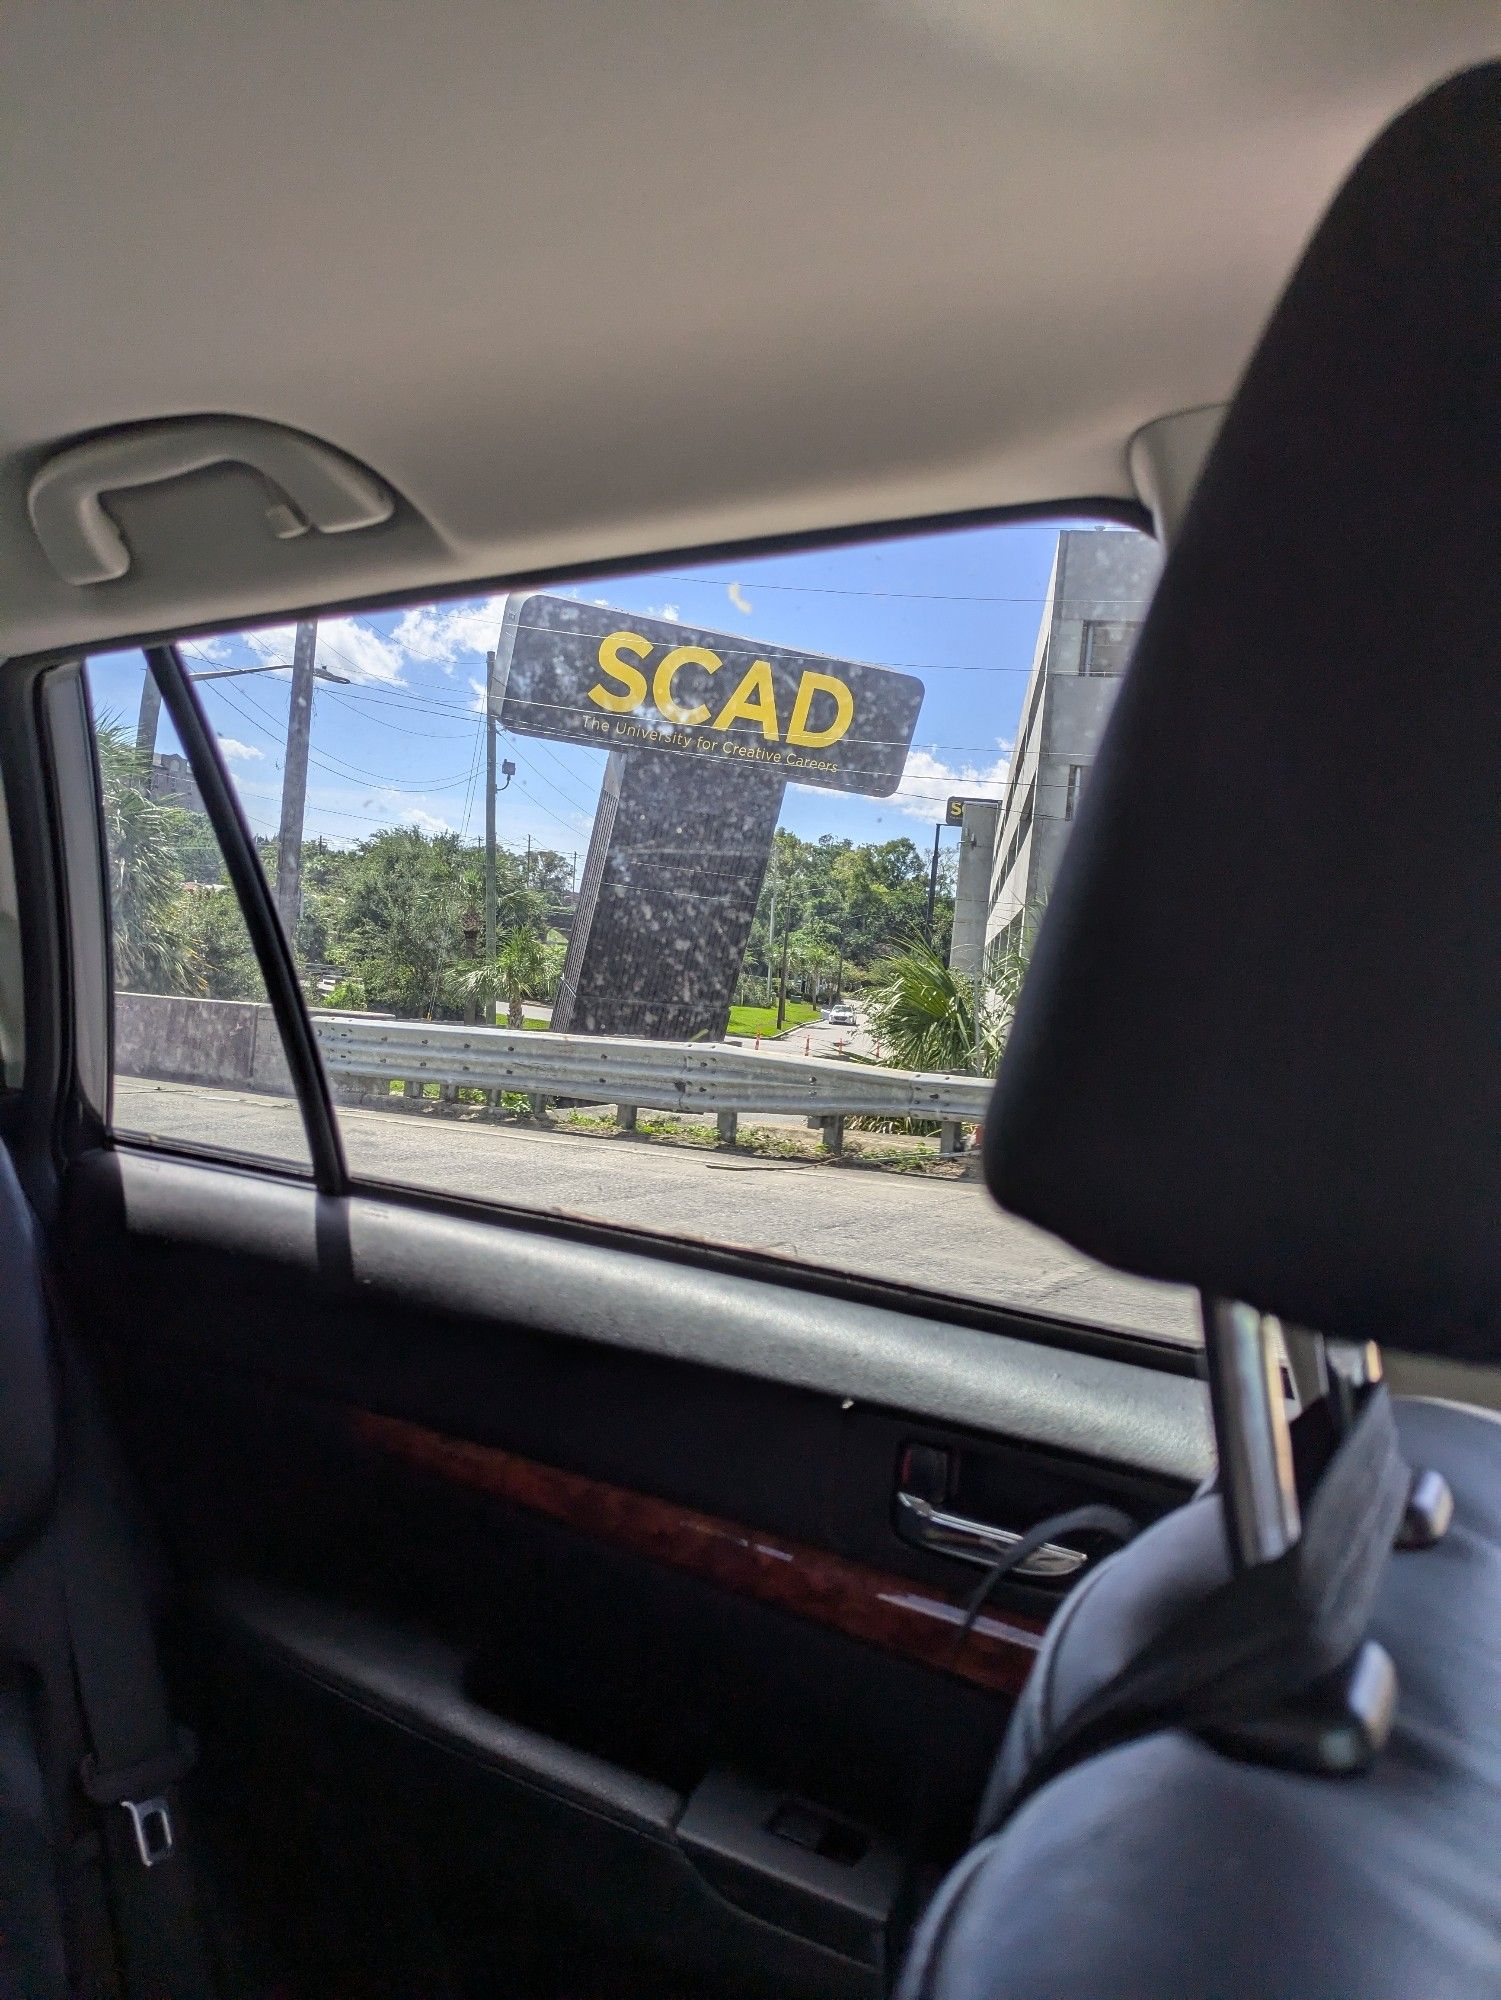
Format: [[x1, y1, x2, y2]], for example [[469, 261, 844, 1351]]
[[493, 595, 923, 798]]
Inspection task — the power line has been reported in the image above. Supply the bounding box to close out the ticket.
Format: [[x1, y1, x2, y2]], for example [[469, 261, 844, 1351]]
[[501, 740, 598, 818], [201, 670, 479, 793], [317, 683, 475, 739], [654, 571, 1149, 607]]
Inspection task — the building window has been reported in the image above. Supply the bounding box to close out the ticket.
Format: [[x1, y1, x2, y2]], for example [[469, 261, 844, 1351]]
[[1080, 620, 1138, 677], [1065, 764, 1085, 819], [989, 776, 1035, 908]]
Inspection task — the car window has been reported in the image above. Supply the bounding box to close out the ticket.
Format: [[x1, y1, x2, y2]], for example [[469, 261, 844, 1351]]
[[83, 650, 312, 1174], [156, 520, 1198, 1341]]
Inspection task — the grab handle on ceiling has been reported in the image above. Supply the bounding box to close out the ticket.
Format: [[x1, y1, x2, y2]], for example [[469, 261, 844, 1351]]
[[28, 416, 396, 585]]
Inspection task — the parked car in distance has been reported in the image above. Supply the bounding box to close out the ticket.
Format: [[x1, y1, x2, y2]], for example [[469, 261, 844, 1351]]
[[828, 1003, 857, 1026]]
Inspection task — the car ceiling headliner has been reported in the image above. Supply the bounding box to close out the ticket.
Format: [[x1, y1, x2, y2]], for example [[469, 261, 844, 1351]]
[[3, 2, 1496, 655]]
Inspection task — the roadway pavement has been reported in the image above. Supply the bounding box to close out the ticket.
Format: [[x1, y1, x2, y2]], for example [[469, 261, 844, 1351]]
[[115, 1074, 1199, 1344], [786, 1004, 879, 1060]]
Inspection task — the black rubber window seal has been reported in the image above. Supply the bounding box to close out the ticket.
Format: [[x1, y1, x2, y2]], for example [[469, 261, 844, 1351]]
[[143, 643, 347, 1195]]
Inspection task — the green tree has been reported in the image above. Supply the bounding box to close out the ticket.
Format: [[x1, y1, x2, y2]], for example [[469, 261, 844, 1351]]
[[326, 827, 484, 1017], [450, 927, 565, 1028], [95, 720, 198, 994], [316, 828, 572, 1019], [866, 907, 1041, 1075], [174, 885, 261, 1000], [745, 830, 953, 998], [866, 934, 1001, 1074]]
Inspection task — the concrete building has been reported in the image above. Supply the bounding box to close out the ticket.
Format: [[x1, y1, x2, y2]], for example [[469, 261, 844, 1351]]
[[984, 528, 1161, 962], [948, 799, 1001, 984], [148, 751, 206, 816]]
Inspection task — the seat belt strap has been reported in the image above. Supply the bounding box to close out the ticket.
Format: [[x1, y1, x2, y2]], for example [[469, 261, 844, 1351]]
[[52, 1328, 217, 2000]]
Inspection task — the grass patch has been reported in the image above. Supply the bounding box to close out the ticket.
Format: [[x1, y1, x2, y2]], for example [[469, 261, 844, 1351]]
[[726, 1001, 819, 1039], [554, 1108, 959, 1175]]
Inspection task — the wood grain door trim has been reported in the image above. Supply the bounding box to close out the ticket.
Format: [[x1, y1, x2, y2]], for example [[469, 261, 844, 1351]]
[[352, 1407, 1045, 1696]]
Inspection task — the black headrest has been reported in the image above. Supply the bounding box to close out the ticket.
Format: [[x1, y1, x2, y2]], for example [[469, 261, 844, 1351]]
[[985, 65, 1501, 1362]]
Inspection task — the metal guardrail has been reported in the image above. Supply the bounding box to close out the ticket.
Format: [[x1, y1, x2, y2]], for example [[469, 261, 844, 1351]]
[[313, 1014, 993, 1124]]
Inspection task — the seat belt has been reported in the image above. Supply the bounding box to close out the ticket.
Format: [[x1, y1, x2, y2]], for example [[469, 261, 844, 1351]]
[[52, 1328, 217, 2000]]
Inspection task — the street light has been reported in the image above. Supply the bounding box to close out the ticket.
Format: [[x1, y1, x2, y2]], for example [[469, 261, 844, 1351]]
[[188, 661, 351, 685]]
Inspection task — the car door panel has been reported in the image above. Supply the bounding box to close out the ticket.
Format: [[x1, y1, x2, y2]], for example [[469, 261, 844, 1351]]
[[58, 1140, 1202, 1995]]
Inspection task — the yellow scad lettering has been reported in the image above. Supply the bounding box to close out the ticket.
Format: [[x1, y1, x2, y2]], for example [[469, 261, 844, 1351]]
[[587, 630, 651, 712], [712, 659, 781, 741], [787, 670, 854, 749], [652, 645, 720, 727]]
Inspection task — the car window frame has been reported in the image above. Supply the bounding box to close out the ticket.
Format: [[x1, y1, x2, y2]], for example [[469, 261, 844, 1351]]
[[32, 503, 1215, 1376]]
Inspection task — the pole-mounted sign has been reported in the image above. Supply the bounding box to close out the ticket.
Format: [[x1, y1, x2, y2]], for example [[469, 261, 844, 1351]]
[[493, 594, 923, 798], [946, 794, 994, 826]]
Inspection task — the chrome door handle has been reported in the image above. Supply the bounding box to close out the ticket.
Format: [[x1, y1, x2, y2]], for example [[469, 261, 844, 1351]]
[[894, 1490, 1087, 1581]]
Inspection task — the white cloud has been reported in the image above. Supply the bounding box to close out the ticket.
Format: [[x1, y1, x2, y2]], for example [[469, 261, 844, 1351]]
[[391, 595, 508, 674], [216, 736, 263, 762], [727, 582, 752, 616], [645, 602, 680, 622], [468, 674, 488, 715], [189, 635, 232, 662], [243, 615, 407, 687], [402, 806, 454, 836], [894, 742, 1010, 823]]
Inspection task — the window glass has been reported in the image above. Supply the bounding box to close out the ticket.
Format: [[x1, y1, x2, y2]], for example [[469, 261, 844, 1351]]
[[84, 652, 311, 1174], [190, 520, 1196, 1342], [1080, 619, 1139, 677]]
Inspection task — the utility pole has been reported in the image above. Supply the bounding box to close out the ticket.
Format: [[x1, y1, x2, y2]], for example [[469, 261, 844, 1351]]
[[765, 879, 778, 1004], [484, 651, 497, 974], [134, 676, 163, 761], [924, 822, 942, 942], [776, 929, 790, 1032], [274, 620, 317, 943]]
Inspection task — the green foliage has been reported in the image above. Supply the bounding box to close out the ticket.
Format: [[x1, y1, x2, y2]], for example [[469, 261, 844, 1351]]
[[174, 886, 261, 1000], [866, 908, 1041, 1076], [449, 927, 566, 1028], [96, 720, 202, 995], [743, 830, 954, 1002], [725, 1001, 819, 1039], [865, 935, 1000, 1075], [328, 827, 483, 1018]]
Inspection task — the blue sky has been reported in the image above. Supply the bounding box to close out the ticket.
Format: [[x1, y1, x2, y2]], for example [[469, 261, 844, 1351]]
[[88, 516, 1101, 871]]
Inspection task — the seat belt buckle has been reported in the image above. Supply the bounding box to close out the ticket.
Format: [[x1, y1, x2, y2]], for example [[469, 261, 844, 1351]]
[[79, 1725, 195, 1868], [120, 1794, 174, 1868]]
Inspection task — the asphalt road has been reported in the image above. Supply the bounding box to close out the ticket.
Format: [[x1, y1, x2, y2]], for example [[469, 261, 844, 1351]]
[[792, 1004, 879, 1060], [115, 1074, 1200, 1345]]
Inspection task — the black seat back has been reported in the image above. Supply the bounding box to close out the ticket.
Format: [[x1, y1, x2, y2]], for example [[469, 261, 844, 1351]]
[[902, 61, 1501, 2000]]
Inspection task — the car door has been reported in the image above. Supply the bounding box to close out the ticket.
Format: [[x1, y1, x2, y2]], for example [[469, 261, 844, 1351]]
[[18, 520, 1210, 2000]]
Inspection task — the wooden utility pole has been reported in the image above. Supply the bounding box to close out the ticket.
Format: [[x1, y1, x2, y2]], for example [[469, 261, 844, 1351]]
[[924, 822, 942, 942], [274, 620, 317, 942], [134, 676, 163, 761], [484, 650, 497, 974]]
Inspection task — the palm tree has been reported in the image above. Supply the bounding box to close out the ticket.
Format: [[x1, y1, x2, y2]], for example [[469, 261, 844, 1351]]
[[866, 935, 997, 1073], [95, 719, 199, 994], [866, 911, 1041, 1075], [449, 926, 563, 1029]]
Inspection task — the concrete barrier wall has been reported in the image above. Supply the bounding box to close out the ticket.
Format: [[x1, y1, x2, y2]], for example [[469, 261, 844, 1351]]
[[117, 991, 294, 1096]]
